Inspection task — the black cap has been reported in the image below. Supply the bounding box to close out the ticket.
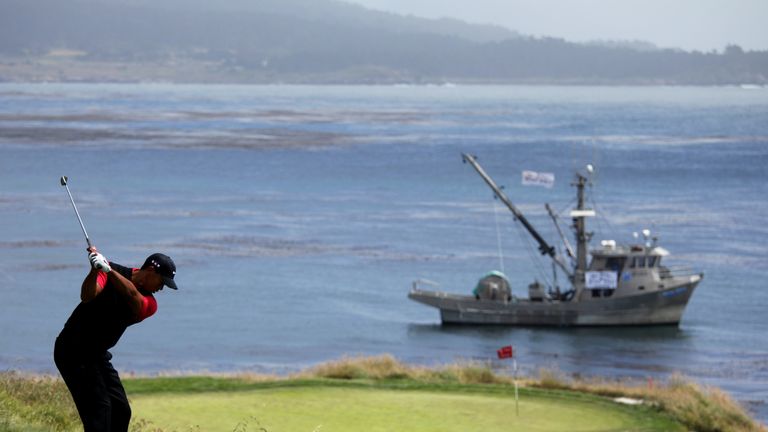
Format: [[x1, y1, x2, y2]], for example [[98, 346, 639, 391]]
[[142, 253, 178, 290]]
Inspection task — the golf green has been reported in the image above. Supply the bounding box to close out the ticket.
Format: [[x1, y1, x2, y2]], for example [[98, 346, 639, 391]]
[[129, 385, 683, 431]]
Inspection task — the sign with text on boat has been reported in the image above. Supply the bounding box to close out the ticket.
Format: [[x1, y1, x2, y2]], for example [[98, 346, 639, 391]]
[[585, 271, 618, 290]]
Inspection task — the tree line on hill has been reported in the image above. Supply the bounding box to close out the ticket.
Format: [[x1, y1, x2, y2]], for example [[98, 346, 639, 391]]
[[1, 0, 765, 84]]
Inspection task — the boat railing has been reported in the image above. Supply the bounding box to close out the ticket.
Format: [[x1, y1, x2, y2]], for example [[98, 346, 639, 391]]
[[658, 265, 700, 279], [411, 278, 441, 291]]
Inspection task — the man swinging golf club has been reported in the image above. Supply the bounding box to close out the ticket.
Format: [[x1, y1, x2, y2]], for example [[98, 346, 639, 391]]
[[54, 176, 179, 431]]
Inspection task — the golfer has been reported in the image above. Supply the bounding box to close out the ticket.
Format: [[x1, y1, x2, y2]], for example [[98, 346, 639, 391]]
[[54, 247, 178, 432]]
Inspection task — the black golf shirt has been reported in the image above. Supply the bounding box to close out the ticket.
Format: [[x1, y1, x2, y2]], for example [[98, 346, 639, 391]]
[[58, 263, 157, 356]]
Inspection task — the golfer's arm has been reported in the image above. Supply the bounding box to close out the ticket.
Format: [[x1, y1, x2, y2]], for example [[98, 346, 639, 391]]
[[105, 270, 144, 318], [80, 269, 103, 302]]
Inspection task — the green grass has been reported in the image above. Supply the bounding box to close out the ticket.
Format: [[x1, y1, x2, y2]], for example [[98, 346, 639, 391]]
[[128, 383, 681, 432], [2, 355, 765, 432]]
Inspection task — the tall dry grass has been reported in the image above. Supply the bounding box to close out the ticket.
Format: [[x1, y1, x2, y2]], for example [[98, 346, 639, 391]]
[[295, 354, 507, 385], [531, 367, 765, 432], [0, 371, 79, 431]]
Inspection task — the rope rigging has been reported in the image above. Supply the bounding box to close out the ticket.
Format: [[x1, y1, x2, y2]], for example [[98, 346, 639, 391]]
[[488, 191, 553, 288], [492, 197, 505, 274], [508, 200, 553, 288]]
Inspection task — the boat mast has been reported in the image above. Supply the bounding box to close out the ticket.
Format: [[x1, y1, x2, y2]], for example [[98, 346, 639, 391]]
[[462, 154, 572, 278], [571, 172, 592, 297]]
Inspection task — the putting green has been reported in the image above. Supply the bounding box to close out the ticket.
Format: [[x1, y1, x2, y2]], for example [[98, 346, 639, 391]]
[[129, 385, 683, 431]]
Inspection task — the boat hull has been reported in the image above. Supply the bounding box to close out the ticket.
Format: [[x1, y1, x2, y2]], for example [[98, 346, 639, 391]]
[[409, 278, 700, 326]]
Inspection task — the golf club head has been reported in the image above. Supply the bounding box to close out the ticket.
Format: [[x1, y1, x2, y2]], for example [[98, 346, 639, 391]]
[[60, 176, 68, 186]]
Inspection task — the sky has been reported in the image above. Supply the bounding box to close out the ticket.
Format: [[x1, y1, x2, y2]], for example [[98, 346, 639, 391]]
[[344, 0, 768, 52]]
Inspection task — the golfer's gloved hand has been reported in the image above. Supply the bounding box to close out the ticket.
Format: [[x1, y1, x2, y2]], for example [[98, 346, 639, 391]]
[[88, 252, 111, 273]]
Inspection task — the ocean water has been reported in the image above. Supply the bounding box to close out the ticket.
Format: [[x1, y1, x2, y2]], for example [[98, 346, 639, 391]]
[[1, 83, 767, 421]]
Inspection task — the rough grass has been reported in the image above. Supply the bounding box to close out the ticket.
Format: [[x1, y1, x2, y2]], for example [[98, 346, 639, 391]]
[[297, 354, 502, 385], [0, 371, 80, 432], [531, 367, 764, 432], [1, 355, 765, 432]]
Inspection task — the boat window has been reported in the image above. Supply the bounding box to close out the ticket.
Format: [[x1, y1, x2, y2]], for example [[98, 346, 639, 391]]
[[631, 256, 646, 268], [591, 289, 614, 298], [589, 258, 605, 270], [647, 256, 657, 267], [605, 257, 626, 271]]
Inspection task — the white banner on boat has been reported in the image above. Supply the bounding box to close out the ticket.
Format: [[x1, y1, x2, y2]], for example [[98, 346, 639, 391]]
[[585, 271, 618, 289], [521, 170, 555, 188]]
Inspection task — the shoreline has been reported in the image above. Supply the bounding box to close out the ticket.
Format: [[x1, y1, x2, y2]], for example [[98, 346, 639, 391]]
[[2, 56, 767, 87]]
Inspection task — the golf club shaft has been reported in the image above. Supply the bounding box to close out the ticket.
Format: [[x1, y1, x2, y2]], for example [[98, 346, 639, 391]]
[[62, 179, 92, 249]]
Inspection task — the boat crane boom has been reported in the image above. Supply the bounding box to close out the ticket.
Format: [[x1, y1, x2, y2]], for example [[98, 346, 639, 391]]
[[461, 153, 573, 279]]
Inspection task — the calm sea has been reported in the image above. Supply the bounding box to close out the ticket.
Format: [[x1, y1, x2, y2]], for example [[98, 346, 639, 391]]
[[1, 84, 767, 421]]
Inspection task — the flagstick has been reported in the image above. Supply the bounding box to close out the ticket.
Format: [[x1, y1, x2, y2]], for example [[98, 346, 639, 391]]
[[496, 345, 519, 418]]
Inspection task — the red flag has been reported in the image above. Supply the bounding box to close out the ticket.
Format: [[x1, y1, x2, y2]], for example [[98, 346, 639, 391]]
[[497, 345, 513, 359]]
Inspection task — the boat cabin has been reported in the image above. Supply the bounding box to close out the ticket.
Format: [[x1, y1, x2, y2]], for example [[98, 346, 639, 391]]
[[585, 241, 670, 298]]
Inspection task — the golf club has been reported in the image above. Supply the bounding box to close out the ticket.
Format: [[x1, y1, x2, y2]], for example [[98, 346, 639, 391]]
[[60, 176, 93, 249]]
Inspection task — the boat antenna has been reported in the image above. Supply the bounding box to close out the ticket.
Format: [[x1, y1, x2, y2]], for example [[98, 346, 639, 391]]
[[462, 153, 572, 279]]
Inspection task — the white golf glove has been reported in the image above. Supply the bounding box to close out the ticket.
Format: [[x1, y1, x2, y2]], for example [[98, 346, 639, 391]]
[[88, 252, 111, 273]]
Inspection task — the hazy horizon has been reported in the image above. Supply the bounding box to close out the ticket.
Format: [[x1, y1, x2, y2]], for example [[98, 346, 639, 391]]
[[344, 0, 768, 52]]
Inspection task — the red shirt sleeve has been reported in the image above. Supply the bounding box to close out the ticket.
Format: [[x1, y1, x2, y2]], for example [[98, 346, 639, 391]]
[[96, 271, 108, 288], [137, 295, 157, 321]]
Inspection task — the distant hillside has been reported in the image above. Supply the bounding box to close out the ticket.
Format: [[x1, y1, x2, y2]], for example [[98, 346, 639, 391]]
[[0, 0, 766, 84], [121, 0, 522, 43]]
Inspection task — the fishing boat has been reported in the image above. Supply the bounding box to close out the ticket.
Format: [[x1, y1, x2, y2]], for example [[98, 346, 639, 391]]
[[408, 154, 703, 326]]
